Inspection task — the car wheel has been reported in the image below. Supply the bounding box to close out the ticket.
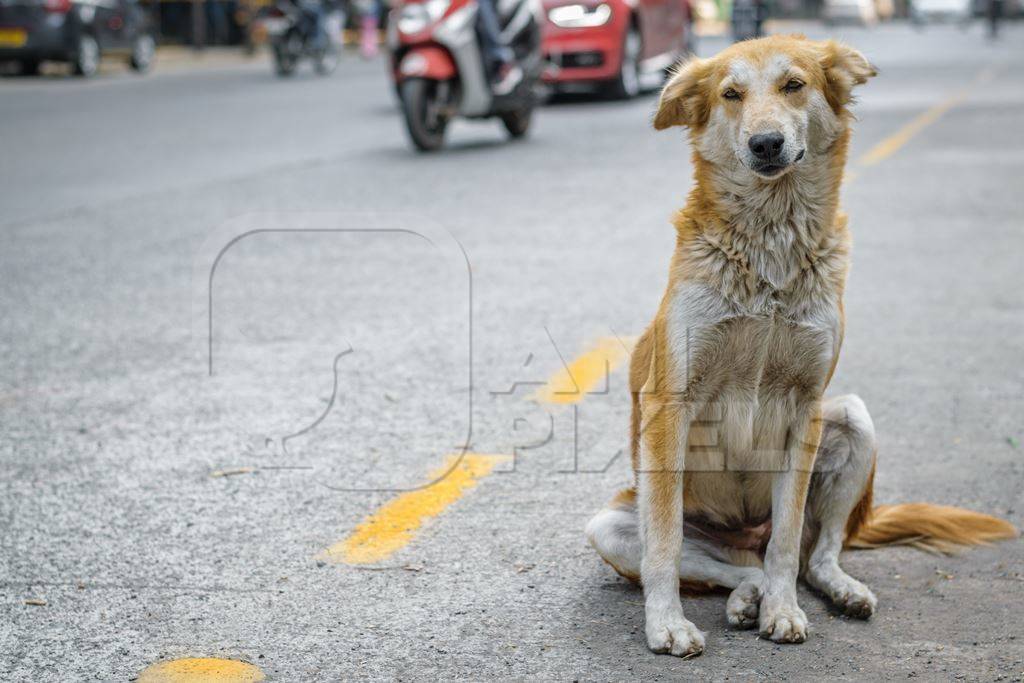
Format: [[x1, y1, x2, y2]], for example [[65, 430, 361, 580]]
[[129, 33, 155, 73], [606, 25, 641, 99], [73, 34, 100, 77]]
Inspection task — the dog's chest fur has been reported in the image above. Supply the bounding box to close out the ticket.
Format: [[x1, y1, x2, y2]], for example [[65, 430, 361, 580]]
[[665, 177, 849, 526]]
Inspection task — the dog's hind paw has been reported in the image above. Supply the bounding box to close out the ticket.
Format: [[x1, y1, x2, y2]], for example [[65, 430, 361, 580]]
[[807, 564, 877, 619], [829, 578, 877, 619], [726, 580, 761, 629]]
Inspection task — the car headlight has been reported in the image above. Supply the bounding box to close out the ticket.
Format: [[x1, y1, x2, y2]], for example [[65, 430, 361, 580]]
[[398, 0, 450, 33], [547, 2, 611, 27]]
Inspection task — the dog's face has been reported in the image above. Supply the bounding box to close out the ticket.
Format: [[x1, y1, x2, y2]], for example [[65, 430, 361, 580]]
[[654, 36, 876, 180]]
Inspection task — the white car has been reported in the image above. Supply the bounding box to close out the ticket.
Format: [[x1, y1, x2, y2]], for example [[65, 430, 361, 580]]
[[823, 0, 879, 24], [911, 0, 971, 22]]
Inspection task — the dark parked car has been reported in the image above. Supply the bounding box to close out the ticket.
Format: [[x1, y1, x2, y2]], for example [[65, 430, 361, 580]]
[[0, 0, 155, 76]]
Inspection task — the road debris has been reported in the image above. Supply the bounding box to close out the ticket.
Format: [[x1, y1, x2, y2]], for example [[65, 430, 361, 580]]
[[210, 467, 256, 478]]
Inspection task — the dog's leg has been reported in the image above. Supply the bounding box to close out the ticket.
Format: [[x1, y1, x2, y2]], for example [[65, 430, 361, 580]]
[[636, 391, 705, 657], [585, 493, 645, 581], [759, 402, 822, 643], [586, 495, 765, 593], [803, 394, 877, 618]]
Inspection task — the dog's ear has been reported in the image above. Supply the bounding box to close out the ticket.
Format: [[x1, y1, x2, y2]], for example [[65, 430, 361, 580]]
[[653, 56, 713, 131], [818, 40, 877, 112]]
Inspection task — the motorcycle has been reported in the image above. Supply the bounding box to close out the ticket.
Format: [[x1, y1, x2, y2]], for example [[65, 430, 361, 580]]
[[388, 0, 543, 151], [260, 0, 343, 76]]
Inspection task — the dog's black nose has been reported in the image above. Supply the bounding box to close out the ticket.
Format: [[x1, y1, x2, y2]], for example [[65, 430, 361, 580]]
[[748, 133, 785, 160]]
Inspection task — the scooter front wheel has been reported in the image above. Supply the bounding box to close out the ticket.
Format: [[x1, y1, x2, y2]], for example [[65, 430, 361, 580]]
[[399, 78, 450, 152], [273, 37, 299, 77], [501, 105, 532, 139]]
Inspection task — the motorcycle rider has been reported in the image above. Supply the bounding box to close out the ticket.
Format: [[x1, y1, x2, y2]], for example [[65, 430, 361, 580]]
[[476, 0, 522, 95], [355, 0, 381, 58]]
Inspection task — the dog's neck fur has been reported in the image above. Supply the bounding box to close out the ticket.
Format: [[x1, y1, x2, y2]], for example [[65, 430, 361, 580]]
[[673, 129, 851, 311]]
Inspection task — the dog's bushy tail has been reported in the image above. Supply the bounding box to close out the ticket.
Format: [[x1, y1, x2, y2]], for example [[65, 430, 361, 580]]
[[845, 502, 1018, 555]]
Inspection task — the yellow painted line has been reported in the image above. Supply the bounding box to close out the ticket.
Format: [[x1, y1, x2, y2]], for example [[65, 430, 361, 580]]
[[857, 88, 969, 167], [320, 453, 508, 565], [137, 658, 264, 683], [847, 66, 999, 181], [534, 336, 636, 405]]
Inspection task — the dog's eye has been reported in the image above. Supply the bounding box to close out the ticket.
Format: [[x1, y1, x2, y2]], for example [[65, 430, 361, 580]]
[[783, 79, 804, 93], [722, 89, 741, 101]]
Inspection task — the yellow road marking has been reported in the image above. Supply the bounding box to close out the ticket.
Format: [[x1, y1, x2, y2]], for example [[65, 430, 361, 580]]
[[857, 88, 970, 167], [848, 66, 998, 179], [320, 453, 508, 565], [534, 336, 636, 405], [137, 658, 264, 683], [322, 336, 634, 564]]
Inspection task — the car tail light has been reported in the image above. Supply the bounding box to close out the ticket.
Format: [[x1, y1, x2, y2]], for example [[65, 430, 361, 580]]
[[44, 0, 72, 13]]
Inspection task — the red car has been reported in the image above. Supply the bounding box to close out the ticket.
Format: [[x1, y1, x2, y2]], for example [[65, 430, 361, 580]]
[[541, 0, 692, 98]]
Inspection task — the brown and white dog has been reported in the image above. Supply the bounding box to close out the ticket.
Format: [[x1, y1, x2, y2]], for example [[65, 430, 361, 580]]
[[585, 35, 1017, 657]]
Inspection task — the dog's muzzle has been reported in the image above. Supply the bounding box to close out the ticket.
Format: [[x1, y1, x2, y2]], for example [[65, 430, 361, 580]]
[[747, 133, 806, 177]]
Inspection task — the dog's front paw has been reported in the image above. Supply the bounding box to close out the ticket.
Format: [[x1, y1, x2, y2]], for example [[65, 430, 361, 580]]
[[646, 613, 706, 658], [758, 595, 808, 643]]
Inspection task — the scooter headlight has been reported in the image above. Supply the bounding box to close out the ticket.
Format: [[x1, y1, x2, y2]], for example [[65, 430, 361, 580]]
[[547, 2, 612, 27], [398, 0, 450, 33]]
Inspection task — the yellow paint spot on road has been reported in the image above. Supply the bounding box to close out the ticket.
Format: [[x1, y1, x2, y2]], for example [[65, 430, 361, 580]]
[[137, 658, 264, 683], [320, 453, 508, 565], [535, 336, 636, 405]]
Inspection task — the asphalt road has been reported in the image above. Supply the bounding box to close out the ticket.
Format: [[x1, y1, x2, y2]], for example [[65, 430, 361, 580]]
[[2, 20, 1024, 682]]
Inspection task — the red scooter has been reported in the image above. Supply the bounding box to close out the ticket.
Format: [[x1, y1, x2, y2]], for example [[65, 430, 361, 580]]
[[388, 0, 543, 151]]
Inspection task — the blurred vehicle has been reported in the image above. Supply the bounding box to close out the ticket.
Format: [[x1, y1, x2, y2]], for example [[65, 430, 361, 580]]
[[259, 0, 342, 75], [970, 0, 1020, 16], [731, 0, 764, 41], [911, 0, 970, 20], [823, 0, 878, 23], [0, 0, 155, 76], [389, 0, 542, 151], [540, 0, 690, 98]]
